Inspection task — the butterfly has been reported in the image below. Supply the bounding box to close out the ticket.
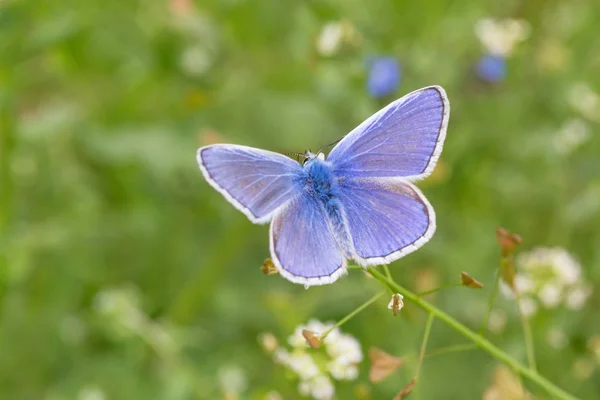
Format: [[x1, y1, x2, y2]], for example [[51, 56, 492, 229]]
[[197, 86, 449, 287]]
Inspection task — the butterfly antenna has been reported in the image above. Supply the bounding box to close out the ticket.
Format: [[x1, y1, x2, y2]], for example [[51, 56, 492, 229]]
[[284, 152, 307, 162], [317, 137, 344, 154]]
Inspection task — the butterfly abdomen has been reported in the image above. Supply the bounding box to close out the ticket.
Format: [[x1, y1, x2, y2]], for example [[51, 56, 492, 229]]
[[304, 157, 353, 257]]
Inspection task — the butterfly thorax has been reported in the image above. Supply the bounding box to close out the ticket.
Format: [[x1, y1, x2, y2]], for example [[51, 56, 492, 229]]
[[303, 155, 353, 257], [303, 155, 338, 201]]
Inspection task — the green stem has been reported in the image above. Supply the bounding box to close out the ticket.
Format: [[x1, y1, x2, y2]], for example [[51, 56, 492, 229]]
[[478, 269, 502, 335], [515, 290, 537, 371], [366, 267, 579, 400], [321, 291, 386, 339], [415, 313, 434, 380], [417, 283, 462, 297], [426, 343, 477, 358], [383, 265, 394, 294]]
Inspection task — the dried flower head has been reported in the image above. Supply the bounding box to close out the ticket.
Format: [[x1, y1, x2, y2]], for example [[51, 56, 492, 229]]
[[496, 227, 522, 257], [261, 258, 279, 275], [393, 378, 417, 400], [302, 329, 321, 349], [388, 293, 404, 316], [460, 272, 484, 289]]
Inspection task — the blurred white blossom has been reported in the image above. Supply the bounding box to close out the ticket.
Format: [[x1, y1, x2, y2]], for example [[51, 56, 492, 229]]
[[218, 365, 247, 397], [77, 386, 105, 400], [567, 82, 600, 122], [553, 118, 591, 155], [474, 18, 530, 57], [502, 247, 592, 316], [271, 319, 363, 400], [317, 22, 343, 56], [316, 20, 361, 57]]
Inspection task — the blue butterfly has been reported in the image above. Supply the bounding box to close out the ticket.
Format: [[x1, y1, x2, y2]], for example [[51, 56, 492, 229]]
[[197, 86, 450, 287]]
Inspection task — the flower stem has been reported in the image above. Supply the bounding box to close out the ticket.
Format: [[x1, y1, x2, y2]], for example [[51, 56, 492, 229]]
[[366, 267, 579, 400], [426, 343, 477, 358], [478, 269, 501, 335], [417, 283, 462, 297], [320, 291, 386, 339], [415, 313, 434, 380], [515, 290, 537, 371]]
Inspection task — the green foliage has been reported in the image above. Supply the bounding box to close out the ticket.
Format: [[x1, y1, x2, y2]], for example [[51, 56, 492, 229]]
[[1, 0, 599, 399]]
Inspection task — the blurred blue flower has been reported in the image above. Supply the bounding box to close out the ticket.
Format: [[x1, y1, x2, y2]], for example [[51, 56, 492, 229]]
[[366, 57, 401, 98], [475, 54, 507, 83]]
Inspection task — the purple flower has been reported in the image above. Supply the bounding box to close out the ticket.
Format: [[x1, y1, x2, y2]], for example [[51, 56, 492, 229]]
[[367, 57, 401, 98], [475, 54, 506, 83]]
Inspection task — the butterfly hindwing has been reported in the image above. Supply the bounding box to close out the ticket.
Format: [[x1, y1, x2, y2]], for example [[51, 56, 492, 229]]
[[270, 193, 346, 285], [339, 178, 435, 264], [327, 86, 449, 181], [197, 144, 304, 224]]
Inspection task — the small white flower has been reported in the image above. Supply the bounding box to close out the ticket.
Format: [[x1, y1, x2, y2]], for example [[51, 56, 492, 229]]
[[327, 359, 359, 381], [273, 348, 290, 365], [310, 375, 336, 400], [514, 275, 535, 294], [538, 284, 562, 309], [519, 296, 538, 317], [317, 22, 343, 56], [326, 334, 362, 365], [287, 352, 320, 381], [474, 18, 530, 56], [566, 284, 592, 310]]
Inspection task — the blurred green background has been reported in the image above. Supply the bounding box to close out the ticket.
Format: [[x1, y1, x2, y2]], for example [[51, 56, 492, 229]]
[[1, 0, 599, 399]]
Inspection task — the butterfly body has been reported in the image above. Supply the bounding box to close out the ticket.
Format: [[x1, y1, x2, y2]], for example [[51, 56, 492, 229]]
[[197, 86, 450, 286], [303, 153, 354, 258]]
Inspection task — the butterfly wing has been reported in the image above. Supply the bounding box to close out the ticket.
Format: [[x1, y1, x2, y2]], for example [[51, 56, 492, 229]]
[[270, 193, 346, 286], [197, 144, 304, 224], [327, 86, 449, 181], [339, 178, 435, 264]]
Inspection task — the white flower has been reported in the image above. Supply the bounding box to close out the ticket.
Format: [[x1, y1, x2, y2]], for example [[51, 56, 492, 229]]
[[287, 352, 320, 381], [327, 359, 359, 381], [325, 333, 362, 365], [566, 284, 592, 310], [519, 297, 538, 317], [317, 22, 343, 56], [538, 284, 562, 308], [474, 18, 530, 56], [299, 375, 335, 400], [514, 275, 535, 294], [273, 348, 290, 365], [508, 247, 590, 312]]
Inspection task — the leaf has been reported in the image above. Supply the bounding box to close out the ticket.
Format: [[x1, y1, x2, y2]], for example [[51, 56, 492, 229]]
[[368, 347, 405, 383]]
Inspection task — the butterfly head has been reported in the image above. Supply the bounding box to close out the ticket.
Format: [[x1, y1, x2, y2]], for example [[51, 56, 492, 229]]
[[303, 150, 325, 165]]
